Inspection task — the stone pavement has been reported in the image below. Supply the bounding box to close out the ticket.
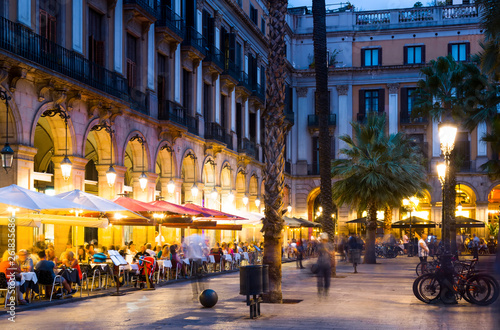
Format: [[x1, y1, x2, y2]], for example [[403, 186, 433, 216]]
[[3, 256, 499, 329]]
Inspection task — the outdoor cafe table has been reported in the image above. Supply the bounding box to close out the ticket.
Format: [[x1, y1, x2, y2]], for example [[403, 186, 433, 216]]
[[20, 272, 39, 295], [56, 268, 80, 285]]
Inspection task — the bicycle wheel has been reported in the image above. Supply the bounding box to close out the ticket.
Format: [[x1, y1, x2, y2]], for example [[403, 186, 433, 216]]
[[413, 273, 441, 303], [466, 275, 499, 305], [416, 262, 426, 276]]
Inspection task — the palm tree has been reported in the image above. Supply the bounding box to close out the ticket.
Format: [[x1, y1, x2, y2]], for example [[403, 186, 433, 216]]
[[476, 0, 500, 78], [413, 55, 485, 253], [262, 0, 290, 304], [332, 115, 428, 264], [312, 0, 336, 251]]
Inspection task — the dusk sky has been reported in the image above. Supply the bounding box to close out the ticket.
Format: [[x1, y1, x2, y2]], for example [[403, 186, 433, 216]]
[[288, 0, 430, 11]]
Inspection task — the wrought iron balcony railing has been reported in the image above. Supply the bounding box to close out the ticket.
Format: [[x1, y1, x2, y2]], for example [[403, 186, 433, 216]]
[[238, 138, 256, 158], [129, 89, 149, 115], [238, 71, 251, 91], [186, 114, 199, 136], [158, 100, 187, 126], [0, 16, 130, 101], [182, 26, 207, 56], [124, 0, 158, 19], [400, 114, 429, 125], [205, 122, 228, 145], [155, 4, 185, 38], [307, 114, 337, 127], [251, 83, 265, 102], [204, 44, 224, 70], [223, 58, 240, 82]]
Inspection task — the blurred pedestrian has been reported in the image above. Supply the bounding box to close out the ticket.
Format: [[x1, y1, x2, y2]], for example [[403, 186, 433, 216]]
[[316, 233, 334, 296]]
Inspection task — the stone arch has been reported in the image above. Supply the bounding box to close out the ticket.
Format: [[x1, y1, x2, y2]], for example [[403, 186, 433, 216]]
[[306, 187, 321, 221], [154, 140, 177, 178], [31, 102, 77, 155], [180, 148, 198, 203], [455, 181, 478, 205], [220, 161, 232, 190], [82, 118, 115, 167], [122, 130, 150, 172], [201, 155, 217, 186]]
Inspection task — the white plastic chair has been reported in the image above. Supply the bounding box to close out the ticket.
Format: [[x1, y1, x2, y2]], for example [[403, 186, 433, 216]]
[[234, 253, 241, 267], [162, 260, 172, 281], [224, 254, 233, 270]]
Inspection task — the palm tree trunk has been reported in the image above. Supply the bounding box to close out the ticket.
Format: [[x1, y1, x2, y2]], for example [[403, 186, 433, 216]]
[[365, 201, 378, 264], [312, 0, 336, 269], [262, 0, 289, 304], [384, 205, 392, 234]]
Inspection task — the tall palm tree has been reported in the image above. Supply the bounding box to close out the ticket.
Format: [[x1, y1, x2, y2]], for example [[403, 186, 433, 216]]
[[312, 0, 336, 251], [476, 0, 500, 78], [262, 0, 289, 304], [413, 55, 483, 253], [332, 115, 428, 263]]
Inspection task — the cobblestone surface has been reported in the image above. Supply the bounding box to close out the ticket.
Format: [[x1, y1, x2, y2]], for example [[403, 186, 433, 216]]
[[4, 256, 499, 329]]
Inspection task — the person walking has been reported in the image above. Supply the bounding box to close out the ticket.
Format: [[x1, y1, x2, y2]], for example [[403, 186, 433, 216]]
[[296, 239, 305, 269], [472, 233, 480, 260], [418, 234, 430, 272], [316, 233, 334, 296], [347, 233, 361, 273]]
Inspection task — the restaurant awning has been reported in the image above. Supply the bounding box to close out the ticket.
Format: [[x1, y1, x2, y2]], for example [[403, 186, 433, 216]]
[[0, 184, 99, 215], [183, 203, 246, 220], [0, 214, 108, 228], [112, 196, 166, 213], [149, 200, 204, 216], [391, 217, 437, 229], [346, 217, 384, 227], [453, 216, 485, 228], [284, 216, 321, 228], [218, 210, 264, 225]]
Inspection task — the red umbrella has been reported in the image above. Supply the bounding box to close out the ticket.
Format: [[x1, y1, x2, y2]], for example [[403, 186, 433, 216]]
[[148, 200, 205, 216], [182, 203, 246, 220], [112, 197, 166, 213]]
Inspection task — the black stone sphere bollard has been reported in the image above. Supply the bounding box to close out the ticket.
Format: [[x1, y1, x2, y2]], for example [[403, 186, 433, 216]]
[[199, 289, 218, 308]]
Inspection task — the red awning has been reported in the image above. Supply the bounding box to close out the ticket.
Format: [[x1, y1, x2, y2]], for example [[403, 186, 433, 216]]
[[149, 200, 205, 216], [112, 197, 166, 213], [183, 203, 246, 220]]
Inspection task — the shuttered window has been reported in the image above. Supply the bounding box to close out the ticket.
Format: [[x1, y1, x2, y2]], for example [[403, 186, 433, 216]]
[[448, 42, 470, 62], [404, 45, 425, 64], [361, 48, 382, 67]]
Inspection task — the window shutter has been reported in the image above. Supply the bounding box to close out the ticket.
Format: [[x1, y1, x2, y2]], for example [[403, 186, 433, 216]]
[[207, 16, 215, 46], [229, 33, 236, 63], [361, 49, 365, 67], [49, 16, 56, 43], [89, 35, 95, 62], [421, 45, 426, 63], [400, 87, 408, 119], [359, 90, 366, 114], [378, 47, 382, 66], [448, 43, 452, 56], [465, 42, 470, 61], [403, 46, 408, 65], [378, 88, 385, 113]]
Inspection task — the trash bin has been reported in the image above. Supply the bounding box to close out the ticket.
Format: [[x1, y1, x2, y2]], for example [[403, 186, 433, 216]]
[[261, 264, 269, 293], [240, 265, 263, 296]]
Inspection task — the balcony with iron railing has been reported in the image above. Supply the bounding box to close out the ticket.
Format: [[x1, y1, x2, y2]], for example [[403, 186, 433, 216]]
[[0, 16, 130, 101], [186, 114, 199, 136], [357, 112, 385, 122], [238, 71, 252, 91], [205, 122, 228, 145], [158, 100, 187, 126], [124, 0, 158, 21], [222, 58, 240, 82], [400, 113, 429, 125], [238, 138, 256, 158], [129, 89, 149, 115], [307, 114, 337, 127], [204, 44, 224, 71], [251, 83, 265, 103], [182, 26, 207, 57], [155, 4, 185, 39]]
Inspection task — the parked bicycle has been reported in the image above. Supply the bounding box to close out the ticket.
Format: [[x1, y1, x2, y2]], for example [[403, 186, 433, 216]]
[[413, 255, 499, 305], [375, 244, 401, 259]]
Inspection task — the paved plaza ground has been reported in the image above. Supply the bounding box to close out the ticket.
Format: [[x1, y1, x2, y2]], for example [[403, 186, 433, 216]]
[[4, 256, 499, 329]]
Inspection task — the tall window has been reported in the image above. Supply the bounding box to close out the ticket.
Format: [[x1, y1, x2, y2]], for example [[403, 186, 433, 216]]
[[203, 83, 212, 121], [40, 0, 57, 53], [261, 17, 266, 35], [364, 90, 379, 113], [221, 94, 227, 130], [157, 53, 169, 101], [88, 8, 105, 67], [126, 33, 138, 89], [236, 42, 242, 71], [454, 132, 471, 171], [362, 48, 381, 67], [405, 45, 424, 64], [250, 4, 258, 24], [449, 43, 470, 62], [183, 69, 191, 112]]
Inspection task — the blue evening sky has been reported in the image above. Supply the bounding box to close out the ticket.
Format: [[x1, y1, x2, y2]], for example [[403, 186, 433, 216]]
[[288, 0, 429, 11]]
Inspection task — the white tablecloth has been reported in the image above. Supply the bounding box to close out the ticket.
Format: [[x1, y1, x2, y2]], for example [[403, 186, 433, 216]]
[[21, 272, 37, 286]]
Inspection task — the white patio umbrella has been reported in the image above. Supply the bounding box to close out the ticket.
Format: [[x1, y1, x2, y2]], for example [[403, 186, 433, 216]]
[[0, 184, 99, 215]]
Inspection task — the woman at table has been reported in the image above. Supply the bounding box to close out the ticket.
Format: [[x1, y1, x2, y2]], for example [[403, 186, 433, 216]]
[[77, 245, 87, 263], [46, 248, 59, 266], [17, 249, 34, 272], [62, 251, 82, 281], [159, 244, 170, 260], [0, 250, 29, 304], [88, 244, 96, 258]]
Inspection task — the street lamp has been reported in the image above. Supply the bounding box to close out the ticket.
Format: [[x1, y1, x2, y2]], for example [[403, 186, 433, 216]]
[[91, 122, 116, 186], [186, 151, 198, 200], [42, 104, 72, 180], [206, 159, 217, 200], [255, 197, 261, 208], [403, 196, 419, 257], [438, 119, 457, 253], [0, 90, 14, 170], [242, 195, 249, 206], [161, 145, 176, 194], [131, 135, 147, 191]]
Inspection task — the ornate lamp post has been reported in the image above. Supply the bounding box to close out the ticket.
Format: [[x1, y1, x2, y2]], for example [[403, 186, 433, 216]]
[[186, 151, 198, 199], [42, 105, 72, 180], [0, 90, 14, 170], [91, 123, 116, 186], [161, 145, 176, 194], [438, 120, 457, 253], [130, 135, 147, 191], [206, 159, 218, 200]]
